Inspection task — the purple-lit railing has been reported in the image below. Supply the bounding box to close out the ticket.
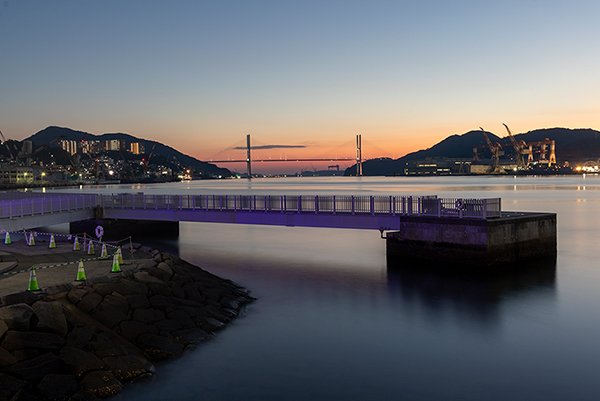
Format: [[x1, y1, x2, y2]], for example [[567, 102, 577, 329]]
[[0, 193, 98, 219], [100, 194, 502, 219]]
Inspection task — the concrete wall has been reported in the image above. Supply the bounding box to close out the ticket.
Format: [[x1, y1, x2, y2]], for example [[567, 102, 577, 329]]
[[487, 213, 557, 263], [386, 213, 557, 270]]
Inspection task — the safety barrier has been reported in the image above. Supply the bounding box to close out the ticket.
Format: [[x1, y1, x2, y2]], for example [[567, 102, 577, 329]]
[[0, 194, 98, 219], [0, 192, 503, 221], [100, 193, 502, 219]]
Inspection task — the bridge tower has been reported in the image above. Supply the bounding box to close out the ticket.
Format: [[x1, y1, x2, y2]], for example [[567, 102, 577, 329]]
[[246, 133, 252, 179], [356, 133, 363, 176]]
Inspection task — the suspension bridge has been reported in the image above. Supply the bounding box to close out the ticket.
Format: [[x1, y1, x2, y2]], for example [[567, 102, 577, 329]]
[[209, 134, 370, 176]]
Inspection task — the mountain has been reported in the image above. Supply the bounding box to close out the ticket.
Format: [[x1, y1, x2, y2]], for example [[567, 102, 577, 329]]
[[513, 128, 600, 162], [345, 127, 600, 175], [25, 126, 231, 177], [399, 130, 501, 161]]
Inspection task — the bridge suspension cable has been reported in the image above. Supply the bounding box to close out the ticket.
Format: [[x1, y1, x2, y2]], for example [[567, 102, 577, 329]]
[[209, 134, 377, 178]]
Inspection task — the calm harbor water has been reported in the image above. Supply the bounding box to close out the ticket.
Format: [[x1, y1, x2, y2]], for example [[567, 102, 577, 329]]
[[57, 176, 600, 400]]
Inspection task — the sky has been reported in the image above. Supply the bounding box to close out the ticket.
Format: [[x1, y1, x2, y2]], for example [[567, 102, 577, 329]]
[[1, 0, 600, 173]]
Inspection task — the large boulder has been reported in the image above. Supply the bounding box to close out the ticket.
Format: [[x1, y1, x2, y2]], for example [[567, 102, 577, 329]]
[[166, 309, 195, 329], [155, 319, 183, 333], [156, 262, 173, 277], [146, 282, 173, 297], [148, 295, 176, 309], [90, 333, 133, 358], [118, 321, 157, 343], [91, 302, 129, 329], [0, 320, 7, 339], [137, 259, 157, 269], [145, 265, 172, 282], [137, 334, 183, 361], [80, 370, 122, 398], [6, 353, 63, 382], [77, 292, 103, 313], [0, 373, 26, 401], [0, 291, 43, 306], [101, 293, 129, 312], [37, 374, 79, 400], [102, 355, 155, 381], [183, 282, 207, 303], [60, 346, 105, 378], [132, 271, 164, 285], [0, 304, 34, 330], [172, 328, 212, 346], [0, 347, 17, 367], [2, 331, 65, 351], [124, 294, 150, 309], [66, 326, 95, 349], [11, 348, 42, 362], [113, 279, 148, 296], [132, 308, 165, 324], [67, 287, 90, 304], [32, 301, 68, 336]]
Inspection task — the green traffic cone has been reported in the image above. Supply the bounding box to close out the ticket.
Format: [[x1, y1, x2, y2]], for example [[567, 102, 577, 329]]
[[116, 247, 123, 264], [27, 233, 35, 246], [49, 234, 56, 249], [87, 240, 95, 255], [100, 243, 108, 259], [73, 236, 80, 251], [27, 269, 40, 292], [76, 260, 87, 281], [111, 253, 121, 273], [4, 232, 11, 245]]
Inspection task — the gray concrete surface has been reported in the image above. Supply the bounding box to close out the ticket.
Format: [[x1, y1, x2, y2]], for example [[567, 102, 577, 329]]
[[0, 239, 152, 296]]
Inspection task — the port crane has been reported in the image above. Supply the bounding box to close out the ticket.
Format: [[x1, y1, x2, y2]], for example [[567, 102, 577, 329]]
[[142, 143, 157, 175], [0, 130, 15, 161], [479, 127, 504, 173], [502, 123, 532, 168]]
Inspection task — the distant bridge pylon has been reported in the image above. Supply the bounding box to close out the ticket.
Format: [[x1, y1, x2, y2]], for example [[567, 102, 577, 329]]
[[211, 134, 364, 178]]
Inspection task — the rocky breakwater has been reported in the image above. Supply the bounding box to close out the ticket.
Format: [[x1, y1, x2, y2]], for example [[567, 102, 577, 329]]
[[0, 249, 254, 400]]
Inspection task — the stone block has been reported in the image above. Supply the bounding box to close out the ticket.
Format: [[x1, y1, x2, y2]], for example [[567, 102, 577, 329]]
[[32, 301, 68, 336], [137, 334, 183, 361], [0, 304, 34, 330], [60, 346, 105, 377], [2, 331, 65, 352], [37, 374, 79, 401], [102, 355, 155, 381], [6, 353, 63, 382], [80, 370, 122, 398]]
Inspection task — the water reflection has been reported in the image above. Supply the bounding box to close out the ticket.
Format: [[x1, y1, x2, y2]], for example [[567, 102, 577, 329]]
[[48, 176, 600, 400], [386, 259, 557, 329]]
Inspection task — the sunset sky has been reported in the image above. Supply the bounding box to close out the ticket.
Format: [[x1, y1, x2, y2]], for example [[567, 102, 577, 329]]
[[1, 0, 599, 173]]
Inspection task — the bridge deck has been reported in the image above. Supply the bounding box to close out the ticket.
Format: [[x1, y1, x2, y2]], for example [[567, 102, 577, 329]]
[[0, 193, 502, 232]]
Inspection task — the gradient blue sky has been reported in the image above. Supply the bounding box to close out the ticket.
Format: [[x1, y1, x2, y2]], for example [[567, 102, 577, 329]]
[[1, 0, 599, 171]]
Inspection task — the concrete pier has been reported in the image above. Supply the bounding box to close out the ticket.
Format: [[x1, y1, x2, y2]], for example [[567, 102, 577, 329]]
[[386, 212, 557, 270]]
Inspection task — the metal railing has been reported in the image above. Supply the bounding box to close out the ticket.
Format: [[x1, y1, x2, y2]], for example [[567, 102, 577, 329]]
[[0, 194, 98, 219], [100, 194, 502, 219], [0, 192, 502, 221]]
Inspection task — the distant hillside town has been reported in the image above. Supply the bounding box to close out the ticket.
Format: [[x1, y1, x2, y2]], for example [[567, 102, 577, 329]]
[[0, 126, 231, 188], [2, 125, 600, 187]]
